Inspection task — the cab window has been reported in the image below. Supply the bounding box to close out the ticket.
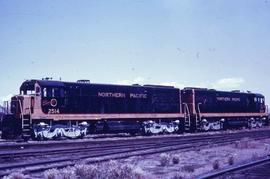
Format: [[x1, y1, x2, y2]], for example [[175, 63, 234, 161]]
[[43, 87, 62, 98], [20, 90, 35, 95], [52, 88, 60, 97], [52, 88, 56, 97], [43, 88, 47, 97]]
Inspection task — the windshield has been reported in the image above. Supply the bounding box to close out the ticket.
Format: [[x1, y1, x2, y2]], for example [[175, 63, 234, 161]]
[[20, 90, 35, 95], [42, 87, 64, 98]]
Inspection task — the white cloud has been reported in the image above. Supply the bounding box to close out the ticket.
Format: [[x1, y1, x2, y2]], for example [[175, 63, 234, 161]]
[[212, 78, 245, 89], [116, 77, 146, 85], [159, 82, 185, 88], [116, 77, 185, 88]]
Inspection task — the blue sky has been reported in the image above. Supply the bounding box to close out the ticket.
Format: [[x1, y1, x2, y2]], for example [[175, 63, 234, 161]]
[[0, 0, 270, 105]]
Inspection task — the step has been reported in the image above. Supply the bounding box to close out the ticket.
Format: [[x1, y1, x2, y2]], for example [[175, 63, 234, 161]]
[[22, 134, 31, 137], [22, 132, 30, 135]]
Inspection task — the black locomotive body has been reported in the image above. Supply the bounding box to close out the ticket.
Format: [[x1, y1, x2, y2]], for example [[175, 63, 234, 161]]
[[37, 80, 180, 114], [1, 79, 269, 140], [189, 88, 265, 113], [182, 88, 268, 131], [2, 79, 184, 139]]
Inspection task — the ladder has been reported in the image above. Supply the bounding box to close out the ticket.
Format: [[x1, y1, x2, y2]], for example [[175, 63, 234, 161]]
[[183, 103, 191, 131], [18, 98, 32, 140], [196, 103, 202, 130], [22, 114, 31, 140]]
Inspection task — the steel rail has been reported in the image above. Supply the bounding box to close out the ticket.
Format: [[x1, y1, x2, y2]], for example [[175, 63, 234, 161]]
[[1, 130, 269, 160], [0, 132, 270, 177], [198, 155, 270, 179]]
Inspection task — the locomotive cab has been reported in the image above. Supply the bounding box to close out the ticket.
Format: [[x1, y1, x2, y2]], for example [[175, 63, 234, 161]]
[[253, 95, 266, 113], [2, 80, 39, 139], [17, 80, 38, 116]]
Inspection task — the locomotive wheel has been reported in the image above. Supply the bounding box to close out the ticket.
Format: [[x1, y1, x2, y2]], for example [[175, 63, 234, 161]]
[[248, 118, 256, 129], [219, 122, 224, 130], [257, 118, 263, 128], [103, 122, 109, 133], [202, 122, 210, 131], [88, 122, 97, 134]]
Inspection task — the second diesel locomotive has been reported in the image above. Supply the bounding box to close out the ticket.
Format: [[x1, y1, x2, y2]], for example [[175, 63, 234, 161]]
[[1, 79, 269, 140]]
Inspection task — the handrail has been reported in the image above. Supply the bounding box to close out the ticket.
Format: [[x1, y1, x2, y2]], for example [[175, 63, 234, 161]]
[[12, 96, 25, 129], [15, 96, 33, 129], [183, 103, 190, 117], [183, 103, 190, 127], [11, 97, 24, 118], [17, 97, 24, 129], [197, 103, 202, 122]]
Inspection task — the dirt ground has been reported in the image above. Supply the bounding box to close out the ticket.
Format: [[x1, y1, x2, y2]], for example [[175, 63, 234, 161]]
[[2, 129, 270, 179], [120, 138, 270, 178]]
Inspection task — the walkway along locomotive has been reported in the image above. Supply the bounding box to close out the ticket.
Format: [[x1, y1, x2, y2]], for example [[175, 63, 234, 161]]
[[1, 79, 269, 140]]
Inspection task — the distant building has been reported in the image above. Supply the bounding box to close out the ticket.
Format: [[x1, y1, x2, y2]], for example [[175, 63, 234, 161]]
[[0, 105, 7, 115]]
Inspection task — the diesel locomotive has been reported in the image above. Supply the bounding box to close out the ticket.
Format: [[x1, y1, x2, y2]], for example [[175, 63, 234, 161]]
[[1, 79, 268, 140]]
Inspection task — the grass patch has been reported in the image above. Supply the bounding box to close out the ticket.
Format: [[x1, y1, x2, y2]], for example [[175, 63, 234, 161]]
[[172, 154, 180, 164], [213, 160, 220, 170], [160, 153, 171, 166], [43, 160, 145, 179], [228, 155, 234, 165], [3, 172, 28, 179]]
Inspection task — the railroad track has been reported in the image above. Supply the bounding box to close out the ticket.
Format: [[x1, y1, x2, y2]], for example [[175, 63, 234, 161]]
[[199, 155, 270, 179], [0, 130, 269, 160], [1, 135, 263, 162], [0, 128, 269, 150], [0, 129, 270, 177]]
